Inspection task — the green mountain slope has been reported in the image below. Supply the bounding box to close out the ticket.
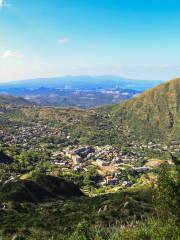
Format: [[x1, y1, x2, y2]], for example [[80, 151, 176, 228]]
[[111, 78, 180, 143]]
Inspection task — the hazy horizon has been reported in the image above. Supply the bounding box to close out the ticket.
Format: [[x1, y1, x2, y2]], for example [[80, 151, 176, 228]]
[[0, 74, 166, 84]]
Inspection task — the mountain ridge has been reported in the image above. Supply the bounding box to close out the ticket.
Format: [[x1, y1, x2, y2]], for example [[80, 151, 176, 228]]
[[0, 94, 34, 106]]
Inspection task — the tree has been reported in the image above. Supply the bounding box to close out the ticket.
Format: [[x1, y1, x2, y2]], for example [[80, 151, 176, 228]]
[[154, 154, 180, 223]]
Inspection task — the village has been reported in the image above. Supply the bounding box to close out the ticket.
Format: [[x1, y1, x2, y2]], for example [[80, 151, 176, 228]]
[[0, 120, 179, 189], [49, 143, 178, 188], [0, 121, 67, 150]]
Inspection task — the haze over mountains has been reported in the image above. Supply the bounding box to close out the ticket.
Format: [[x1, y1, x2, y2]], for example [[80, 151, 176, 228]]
[[0, 76, 162, 108], [0, 76, 162, 90]]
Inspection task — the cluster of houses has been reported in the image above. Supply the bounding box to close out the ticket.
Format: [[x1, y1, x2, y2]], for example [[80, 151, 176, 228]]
[[0, 122, 66, 150], [49, 145, 163, 187], [49, 140, 179, 188]]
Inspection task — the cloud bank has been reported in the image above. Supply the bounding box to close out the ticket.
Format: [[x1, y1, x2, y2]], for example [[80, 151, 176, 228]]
[[2, 50, 23, 59]]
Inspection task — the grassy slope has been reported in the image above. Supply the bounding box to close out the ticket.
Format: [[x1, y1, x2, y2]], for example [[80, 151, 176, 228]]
[[111, 78, 180, 143]]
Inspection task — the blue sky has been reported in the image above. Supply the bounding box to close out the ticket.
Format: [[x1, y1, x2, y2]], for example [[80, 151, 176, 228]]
[[0, 0, 180, 82]]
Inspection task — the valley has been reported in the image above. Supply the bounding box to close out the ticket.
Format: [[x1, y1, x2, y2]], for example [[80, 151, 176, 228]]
[[0, 78, 179, 239]]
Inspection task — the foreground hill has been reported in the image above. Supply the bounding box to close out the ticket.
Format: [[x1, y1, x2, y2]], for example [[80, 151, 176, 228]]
[[0, 186, 153, 239], [0, 174, 84, 203], [111, 78, 180, 143]]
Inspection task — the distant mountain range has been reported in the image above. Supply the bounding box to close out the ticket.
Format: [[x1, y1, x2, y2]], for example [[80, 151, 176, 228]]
[[0, 76, 163, 108], [0, 76, 162, 91]]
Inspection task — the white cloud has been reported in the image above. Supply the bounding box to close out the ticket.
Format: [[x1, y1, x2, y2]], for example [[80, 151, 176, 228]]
[[2, 50, 23, 59], [0, 0, 5, 7], [58, 38, 69, 44], [0, 0, 11, 8], [89, 45, 96, 49]]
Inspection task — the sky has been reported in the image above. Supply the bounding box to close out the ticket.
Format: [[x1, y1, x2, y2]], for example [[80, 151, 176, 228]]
[[0, 0, 180, 82]]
